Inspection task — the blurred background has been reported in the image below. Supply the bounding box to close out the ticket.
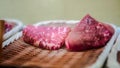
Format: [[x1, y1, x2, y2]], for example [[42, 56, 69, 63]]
[[0, 0, 120, 26]]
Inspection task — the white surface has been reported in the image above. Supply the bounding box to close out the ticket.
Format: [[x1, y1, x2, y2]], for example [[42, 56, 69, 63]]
[[107, 27, 120, 68]]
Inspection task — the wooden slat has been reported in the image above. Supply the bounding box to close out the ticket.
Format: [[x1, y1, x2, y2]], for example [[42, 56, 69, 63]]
[[0, 38, 104, 68], [117, 51, 120, 63], [0, 20, 5, 57]]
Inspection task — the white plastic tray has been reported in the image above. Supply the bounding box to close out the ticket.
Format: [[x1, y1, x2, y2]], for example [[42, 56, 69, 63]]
[[3, 19, 23, 40], [107, 28, 120, 68], [2, 20, 120, 68], [2, 19, 23, 47]]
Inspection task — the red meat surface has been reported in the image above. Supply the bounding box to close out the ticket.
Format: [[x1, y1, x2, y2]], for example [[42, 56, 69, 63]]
[[23, 25, 71, 50], [4, 21, 14, 33], [65, 14, 114, 51]]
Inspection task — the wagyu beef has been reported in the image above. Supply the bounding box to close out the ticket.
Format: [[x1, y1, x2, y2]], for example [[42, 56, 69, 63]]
[[65, 14, 114, 51], [23, 25, 71, 50]]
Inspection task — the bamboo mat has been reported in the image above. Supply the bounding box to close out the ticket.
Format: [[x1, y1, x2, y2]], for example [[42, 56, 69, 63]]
[[0, 37, 104, 68]]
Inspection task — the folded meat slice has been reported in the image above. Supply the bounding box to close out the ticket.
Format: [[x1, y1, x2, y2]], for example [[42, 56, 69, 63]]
[[65, 14, 114, 51], [23, 25, 71, 50]]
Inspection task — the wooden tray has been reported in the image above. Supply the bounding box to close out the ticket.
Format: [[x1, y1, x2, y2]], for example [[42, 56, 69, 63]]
[[0, 37, 104, 68], [0, 20, 119, 68]]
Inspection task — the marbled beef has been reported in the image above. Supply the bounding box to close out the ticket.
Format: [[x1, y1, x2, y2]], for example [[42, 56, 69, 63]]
[[23, 25, 71, 50], [65, 14, 114, 51]]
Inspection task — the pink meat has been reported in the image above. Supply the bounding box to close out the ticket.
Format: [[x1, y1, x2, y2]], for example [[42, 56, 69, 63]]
[[23, 25, 71, 50], [65, 14, 114, 51], [4, 21, 14, 33]]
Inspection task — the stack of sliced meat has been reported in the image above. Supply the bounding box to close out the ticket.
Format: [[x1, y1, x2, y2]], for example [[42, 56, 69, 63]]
[[23, 14, 114, 51]]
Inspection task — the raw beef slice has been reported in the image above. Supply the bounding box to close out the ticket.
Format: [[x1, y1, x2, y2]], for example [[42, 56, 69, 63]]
[[65, 14, 114, 51], [23, 25, 71, 50]]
